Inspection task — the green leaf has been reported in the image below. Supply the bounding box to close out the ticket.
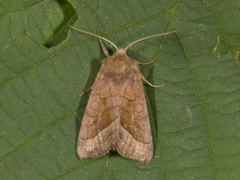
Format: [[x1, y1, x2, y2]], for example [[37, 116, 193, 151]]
[[0, 0, 240, 179]]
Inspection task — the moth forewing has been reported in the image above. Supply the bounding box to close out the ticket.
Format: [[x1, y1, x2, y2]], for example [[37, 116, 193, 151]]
[[71, 26, 176, 162], [115, 56, 153, 162]]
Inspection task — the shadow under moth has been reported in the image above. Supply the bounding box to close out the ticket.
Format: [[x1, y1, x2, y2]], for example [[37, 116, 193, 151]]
[[70, 26, 175, 162]]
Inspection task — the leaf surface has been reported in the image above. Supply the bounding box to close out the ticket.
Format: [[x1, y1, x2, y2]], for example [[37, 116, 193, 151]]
[[0, 0, 240, 179]]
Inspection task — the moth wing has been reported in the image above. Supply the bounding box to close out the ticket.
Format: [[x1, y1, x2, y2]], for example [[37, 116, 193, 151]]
[[77, 71, 118, 159], [116, 73, 153, 162]]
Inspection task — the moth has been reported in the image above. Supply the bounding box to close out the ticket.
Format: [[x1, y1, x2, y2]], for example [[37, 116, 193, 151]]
[[70, 26, 175, 162]]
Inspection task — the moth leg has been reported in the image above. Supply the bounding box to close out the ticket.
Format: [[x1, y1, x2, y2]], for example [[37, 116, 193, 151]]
[[79, 87, 92, 96], [141, 74, 165, 88], [97, 31, 110, 57], [138, 58, 158, 65]]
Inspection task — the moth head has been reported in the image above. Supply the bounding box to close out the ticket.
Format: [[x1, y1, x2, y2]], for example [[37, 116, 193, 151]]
[[113, 48, 129, 61], [115, 48, 126, 55]]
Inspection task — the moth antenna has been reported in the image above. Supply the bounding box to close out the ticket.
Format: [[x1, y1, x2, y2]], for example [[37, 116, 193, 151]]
[[69, 25, 118, 50], [124, 30, 176, 51]]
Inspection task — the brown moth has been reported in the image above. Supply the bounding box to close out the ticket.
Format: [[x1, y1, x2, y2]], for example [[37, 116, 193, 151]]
[[70, 26, 175, 162]]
